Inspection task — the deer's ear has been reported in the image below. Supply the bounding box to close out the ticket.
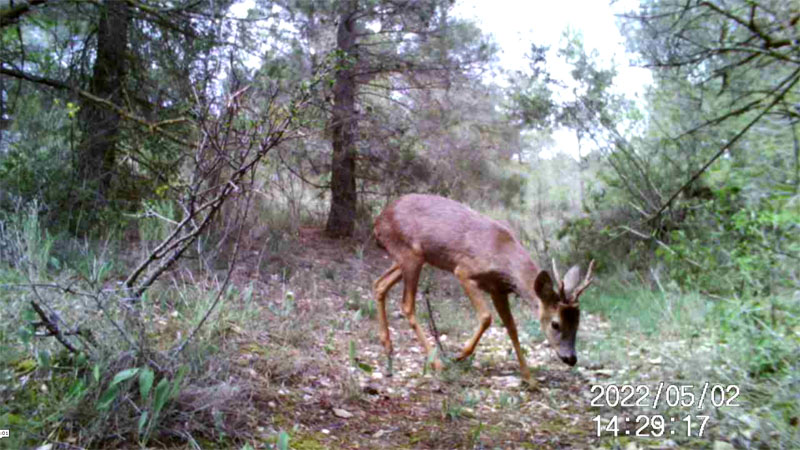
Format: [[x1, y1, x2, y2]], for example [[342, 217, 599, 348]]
[[534, 270, 559, 306], [563, 265, 582, 293]]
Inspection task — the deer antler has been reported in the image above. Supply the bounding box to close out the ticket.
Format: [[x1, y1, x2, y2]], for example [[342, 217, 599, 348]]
[[550, 258, 560, 285], [551, 258, 565, 298], [572, 260, 595, 302]]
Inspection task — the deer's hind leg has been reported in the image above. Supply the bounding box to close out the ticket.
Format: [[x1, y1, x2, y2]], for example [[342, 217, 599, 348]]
[[374, 262, 402, 375], [454, 267, 493, 361], [400, 256, 444, 371]]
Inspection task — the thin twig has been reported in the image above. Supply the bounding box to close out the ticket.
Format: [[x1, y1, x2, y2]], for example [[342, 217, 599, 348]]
[[172, 169, 255, 356], [619, 225, 703, 269], [0, 283, 95, 298], [424, 290, 445, 356], [29, 299, 79, 353]]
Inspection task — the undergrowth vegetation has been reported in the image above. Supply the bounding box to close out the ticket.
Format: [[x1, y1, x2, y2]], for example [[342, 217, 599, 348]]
[[2, 194, 797, 448], [582, 282, 799, 448], [0, 205, 349, 448]]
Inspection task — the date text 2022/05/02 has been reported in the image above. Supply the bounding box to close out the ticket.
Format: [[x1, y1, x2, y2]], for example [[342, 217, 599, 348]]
[[589, 382, 740, 438]]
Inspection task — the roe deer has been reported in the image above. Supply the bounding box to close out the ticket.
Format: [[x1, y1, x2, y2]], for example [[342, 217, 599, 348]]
[[372, 194, 594, 381]]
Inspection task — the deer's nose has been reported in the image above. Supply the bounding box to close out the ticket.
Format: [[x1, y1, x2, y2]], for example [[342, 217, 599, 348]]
[[560, 354, 577, 366]]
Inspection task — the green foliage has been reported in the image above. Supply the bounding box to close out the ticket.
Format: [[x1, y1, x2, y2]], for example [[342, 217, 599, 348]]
[[585, 278, 799, 447], [87, 363, 187, 445], [0, 96, 76, 226], [656, 179, 799, 296], [277, 430, 290, 450], [589, 0, 800, 298], [712, 294, 799, 379], [97, 367, 140, 410], [556, 216, 597, 263], [268, 290, 297, 317], [349, 340, 374, 374]]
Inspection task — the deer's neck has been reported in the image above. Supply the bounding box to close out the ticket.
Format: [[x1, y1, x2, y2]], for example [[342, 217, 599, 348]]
[[508, 257, 541, 303]]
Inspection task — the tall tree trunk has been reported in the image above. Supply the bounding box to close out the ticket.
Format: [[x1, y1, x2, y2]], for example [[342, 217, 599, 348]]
[[577, 134, 584, 209], [792, 120, 799, 194], [0, 70, 6, 148], [325, 2, 358, 238], [78, 1, 130, 204]]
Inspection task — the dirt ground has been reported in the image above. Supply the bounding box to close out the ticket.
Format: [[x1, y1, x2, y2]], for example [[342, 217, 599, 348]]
[[214, 227, 635, 450]]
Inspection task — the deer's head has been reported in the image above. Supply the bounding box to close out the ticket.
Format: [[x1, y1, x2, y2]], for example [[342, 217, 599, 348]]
[[533, 260, 595, 366]]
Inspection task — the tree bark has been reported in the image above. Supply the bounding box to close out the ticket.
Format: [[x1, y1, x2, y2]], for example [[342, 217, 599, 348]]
[[78, 1, 130, 203], [325, 2, 358, 238], [792, 120, 799, 194], [0, 68, 6, 147]]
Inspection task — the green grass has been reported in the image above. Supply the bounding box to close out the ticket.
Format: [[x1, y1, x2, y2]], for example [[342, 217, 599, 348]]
[[580, 278, 800, 449], [581, 280, 710, 336]]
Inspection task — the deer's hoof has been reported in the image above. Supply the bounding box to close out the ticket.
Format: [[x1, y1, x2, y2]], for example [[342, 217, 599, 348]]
[[521, 376, 540, 391]]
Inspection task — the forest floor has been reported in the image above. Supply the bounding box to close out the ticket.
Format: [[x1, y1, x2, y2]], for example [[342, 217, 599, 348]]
[[198, 227, 728, 450], [1, 225, 769, 449]]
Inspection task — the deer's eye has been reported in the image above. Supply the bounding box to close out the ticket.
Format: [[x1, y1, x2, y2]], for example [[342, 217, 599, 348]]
[[551, 322, 560, 331]]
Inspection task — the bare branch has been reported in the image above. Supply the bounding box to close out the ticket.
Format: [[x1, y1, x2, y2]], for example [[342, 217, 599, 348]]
[[649, 67, 800, 222], [0, 0, 48, 28], [172, 168, 255, 356], [29, 299, 79, 354], [0, 66, 193, 146]]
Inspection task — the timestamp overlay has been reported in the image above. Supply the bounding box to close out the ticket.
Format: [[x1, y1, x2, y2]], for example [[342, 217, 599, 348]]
[[589, 382, 741, 439]]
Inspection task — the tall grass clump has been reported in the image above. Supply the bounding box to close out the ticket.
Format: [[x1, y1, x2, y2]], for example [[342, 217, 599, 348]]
[[0, 203, 279, 447], [582, 278, 711, 337], [0, 190, 353, 449]]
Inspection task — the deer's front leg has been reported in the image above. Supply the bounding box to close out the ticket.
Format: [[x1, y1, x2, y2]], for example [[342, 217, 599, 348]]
[[490, 292, 531, 382], [454, 267, 492, 361], [374, 262, 402, 375]]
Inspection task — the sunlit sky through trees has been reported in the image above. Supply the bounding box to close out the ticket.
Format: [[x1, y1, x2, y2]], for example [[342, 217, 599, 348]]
[[454, 0, 652, 159], [229, 0, 653, 160]]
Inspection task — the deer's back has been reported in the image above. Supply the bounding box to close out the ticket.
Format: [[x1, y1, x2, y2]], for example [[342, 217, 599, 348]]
[[374, 194, 527, 275]]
